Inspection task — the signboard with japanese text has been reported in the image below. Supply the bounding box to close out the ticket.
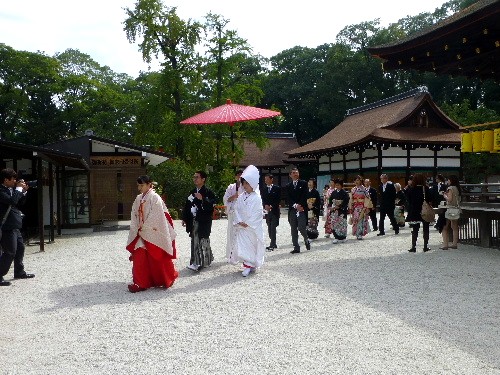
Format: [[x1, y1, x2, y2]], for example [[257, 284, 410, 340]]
[[90, 156, 142, 167]]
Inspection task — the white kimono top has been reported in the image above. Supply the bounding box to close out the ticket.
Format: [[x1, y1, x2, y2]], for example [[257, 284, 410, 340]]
[[126, 189, 176, 257], [233, 191, 265, 268]]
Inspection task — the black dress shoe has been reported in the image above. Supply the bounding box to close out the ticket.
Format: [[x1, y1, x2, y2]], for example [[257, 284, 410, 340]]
[[395, 229, 400, 235], [14, 273, 35, 279], [377, 233, 385, 236], [423, 247, 431, 252], [290, 249, 300, 254], [0, 278, 11, 286], [305, 241, 311, 250], [408, 248, 416, 253]]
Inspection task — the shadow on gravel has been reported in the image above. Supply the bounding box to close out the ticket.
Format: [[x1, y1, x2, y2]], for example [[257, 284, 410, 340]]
[[268, 246, 500, 369], [40, 262, 243, 312]]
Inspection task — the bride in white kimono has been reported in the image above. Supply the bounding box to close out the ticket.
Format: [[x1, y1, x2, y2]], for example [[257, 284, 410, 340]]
[[223, 170, 244, 264], [233, 165, 266, 277]]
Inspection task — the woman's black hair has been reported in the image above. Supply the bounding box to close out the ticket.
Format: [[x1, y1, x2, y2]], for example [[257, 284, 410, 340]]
[[137, 175, 152, 184], [448, 175, 462, 195]]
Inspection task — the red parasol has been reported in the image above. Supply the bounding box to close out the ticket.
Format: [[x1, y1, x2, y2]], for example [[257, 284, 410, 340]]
[[180, 99, 281, 126], [180, 99, 281, 165]]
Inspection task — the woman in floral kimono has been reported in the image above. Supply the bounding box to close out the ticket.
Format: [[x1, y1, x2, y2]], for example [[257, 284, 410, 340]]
[[349, 175, 372, 240], [126, 176, 178, 293], [323, 179, 335, 238], [329, 179, 349, 244]]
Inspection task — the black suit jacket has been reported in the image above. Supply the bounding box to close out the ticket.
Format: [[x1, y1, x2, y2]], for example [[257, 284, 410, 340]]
[[286, 179, 308, 211], [262, 184, 281, 218], [379, 182, 396, 211], [431, 182, 448, 207], [0, 185, 26, 230], [181, 185, 216, 238]]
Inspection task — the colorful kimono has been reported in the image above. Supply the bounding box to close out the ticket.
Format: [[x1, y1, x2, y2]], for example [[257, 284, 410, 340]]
[[126, 189, 178, 290], [350, 185, 371, 239], [323, 187, 334, 235], [329, 188, 349, 240]]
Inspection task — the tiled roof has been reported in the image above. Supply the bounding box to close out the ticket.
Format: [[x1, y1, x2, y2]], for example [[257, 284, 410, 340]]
[[239, 137, 302, 168], [369, 0, 498, 51], [286, 90, 461, 157]]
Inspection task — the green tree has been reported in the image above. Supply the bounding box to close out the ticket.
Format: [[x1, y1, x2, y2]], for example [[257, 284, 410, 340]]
[[124, 0, 202, 157], [0, 43, 63, 144], [55, 49, 139, 141]]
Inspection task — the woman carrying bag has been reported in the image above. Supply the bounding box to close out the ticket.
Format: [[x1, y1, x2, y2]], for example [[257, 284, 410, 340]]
[[441, 175, 462, 250], [405, 173, 433, 253]]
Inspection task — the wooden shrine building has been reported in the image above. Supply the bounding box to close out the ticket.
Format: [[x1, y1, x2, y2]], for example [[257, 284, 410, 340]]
[[45, 132, 170, 227], [0, 139, 89, 250], [367, 0, 500, 82], [285, 87, 463, 190]]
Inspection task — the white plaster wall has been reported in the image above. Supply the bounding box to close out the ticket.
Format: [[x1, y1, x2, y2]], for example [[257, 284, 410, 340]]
[[410, 158, 435, 167], [383, 148, 406, 157], [411, 148, 435, 157], [362, 158, 378, 168], [383, 158, 407, 167], [437, 158, 461, 167]]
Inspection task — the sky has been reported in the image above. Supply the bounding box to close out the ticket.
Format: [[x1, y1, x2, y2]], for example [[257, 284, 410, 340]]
[[0, 0, 447, 77]]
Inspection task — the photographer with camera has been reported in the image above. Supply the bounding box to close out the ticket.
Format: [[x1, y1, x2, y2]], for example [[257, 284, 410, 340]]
[[0, 168, 35, 286]]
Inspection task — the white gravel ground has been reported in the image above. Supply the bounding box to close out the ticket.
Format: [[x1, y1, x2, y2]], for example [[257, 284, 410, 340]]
[[1, 217, 499, 375]]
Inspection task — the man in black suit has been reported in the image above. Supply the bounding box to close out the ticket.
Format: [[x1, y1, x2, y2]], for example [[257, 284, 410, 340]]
[[286, 168, 310, 253], [262, 174, 281, 251], [377, 173, 399, 236], [0, 168, 35, 286], [181, 170, 216, 271], [364, 178, 378, 232]]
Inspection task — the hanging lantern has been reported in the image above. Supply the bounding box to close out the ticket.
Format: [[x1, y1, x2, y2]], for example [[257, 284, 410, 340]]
[[494, 128, 500, 151], [461, 133, 472, 152], [481, 130, 494, 152], [472, 131, 482, 152]]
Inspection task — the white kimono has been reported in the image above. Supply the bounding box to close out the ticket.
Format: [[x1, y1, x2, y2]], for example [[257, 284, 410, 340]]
[[126, 189, 176, 257], [233, 191, 265, 268], [223, 182, 244, 264]]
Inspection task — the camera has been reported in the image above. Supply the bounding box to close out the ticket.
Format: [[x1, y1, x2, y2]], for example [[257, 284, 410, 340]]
[[18, 179, 38, 188]]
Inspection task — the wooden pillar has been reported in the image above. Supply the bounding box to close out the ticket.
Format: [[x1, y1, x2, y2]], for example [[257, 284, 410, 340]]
[[433, 148, 438, 182], [48, 163, 54, 243], [36, 158, 44, 252], [358, 150, 363, 175], [56, 167, 62, 236], [377, 146, 382, 177], [342, 153, 347, 181], [406, 148, 411, 183]]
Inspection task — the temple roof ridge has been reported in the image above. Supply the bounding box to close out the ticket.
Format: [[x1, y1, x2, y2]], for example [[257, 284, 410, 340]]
[[346, 86, 429, 117]]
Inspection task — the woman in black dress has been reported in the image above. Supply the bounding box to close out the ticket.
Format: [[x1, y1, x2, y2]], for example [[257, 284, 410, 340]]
[[405, 173, 433, 253]]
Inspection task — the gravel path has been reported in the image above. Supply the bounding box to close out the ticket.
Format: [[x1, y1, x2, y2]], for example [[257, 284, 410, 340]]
[[1, 218, 499, 375]]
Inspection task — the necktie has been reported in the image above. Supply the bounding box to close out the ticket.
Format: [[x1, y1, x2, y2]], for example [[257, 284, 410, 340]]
[[293, 181, 297, 189], [268, 186, 271, 193]]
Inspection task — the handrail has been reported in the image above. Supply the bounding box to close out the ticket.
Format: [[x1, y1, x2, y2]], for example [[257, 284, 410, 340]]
[[460, 182, 500, 203]]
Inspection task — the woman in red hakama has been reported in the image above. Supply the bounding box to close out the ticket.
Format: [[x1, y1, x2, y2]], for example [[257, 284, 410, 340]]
[[126, 176, 178, 293]]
